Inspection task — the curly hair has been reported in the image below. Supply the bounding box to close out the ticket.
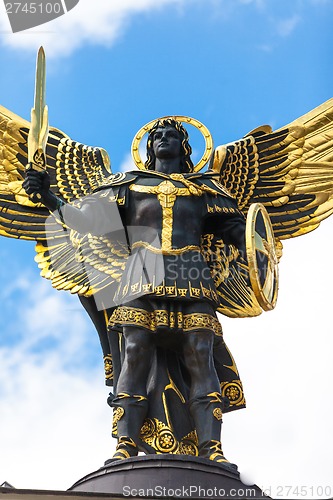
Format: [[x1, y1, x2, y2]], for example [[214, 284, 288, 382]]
[[145, 118, 194, 172]]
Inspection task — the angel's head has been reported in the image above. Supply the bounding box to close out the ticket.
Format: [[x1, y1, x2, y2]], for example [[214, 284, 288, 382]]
[[145, 118, 194, 173]]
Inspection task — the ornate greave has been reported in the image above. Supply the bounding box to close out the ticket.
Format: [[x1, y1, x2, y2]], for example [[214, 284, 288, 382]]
[[111, 393, 148, 459], [189, 392, 230, 463]]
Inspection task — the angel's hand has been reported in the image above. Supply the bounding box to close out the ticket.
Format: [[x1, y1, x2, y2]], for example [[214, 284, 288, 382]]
[[23, 168, 51, 200]]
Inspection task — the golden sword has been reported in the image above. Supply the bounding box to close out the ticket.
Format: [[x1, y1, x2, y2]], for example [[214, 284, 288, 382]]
[[27, 46, 49, 202]]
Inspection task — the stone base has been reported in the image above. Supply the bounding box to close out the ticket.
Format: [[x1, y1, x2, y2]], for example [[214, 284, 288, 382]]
[[69, 455, 269, 499]]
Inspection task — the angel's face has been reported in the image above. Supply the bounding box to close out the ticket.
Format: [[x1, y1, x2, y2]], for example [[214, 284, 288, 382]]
[[152, 126, 182, 161]]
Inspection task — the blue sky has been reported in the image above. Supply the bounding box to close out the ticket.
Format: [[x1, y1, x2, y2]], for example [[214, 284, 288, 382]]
[[0, 0, 332, 496]]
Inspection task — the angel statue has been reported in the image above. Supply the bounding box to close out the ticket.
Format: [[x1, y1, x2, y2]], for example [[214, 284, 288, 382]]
[[1, 49, 333, 470]]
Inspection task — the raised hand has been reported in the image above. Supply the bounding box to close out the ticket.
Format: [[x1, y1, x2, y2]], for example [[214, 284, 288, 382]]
[[23, 167, 51, 201]]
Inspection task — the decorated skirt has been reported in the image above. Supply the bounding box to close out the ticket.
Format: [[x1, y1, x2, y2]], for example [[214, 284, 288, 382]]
[[108, 297, 222, 336]]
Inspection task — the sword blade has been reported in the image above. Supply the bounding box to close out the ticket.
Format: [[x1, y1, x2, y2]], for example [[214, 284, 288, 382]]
[[34, 46, 46, 135], [28, 46, 46, 164]]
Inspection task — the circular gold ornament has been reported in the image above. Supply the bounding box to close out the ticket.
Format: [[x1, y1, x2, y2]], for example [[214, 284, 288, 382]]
[[155, 429, 178, 453], [213, 407, 223, 421], [246, 203, 279, 311], [140, 418, 156, 439], [131, 115, 213, 172], [221, 382, 243, 405]]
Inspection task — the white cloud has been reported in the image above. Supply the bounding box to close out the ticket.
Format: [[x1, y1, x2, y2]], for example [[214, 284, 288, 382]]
[[0, 0, 301, 59], [0, 0, 183, 58], [0, 274, 113, 490], [276, 14, 301, 37], [1, 277, 90, 360], [0, 353, 111, 490]]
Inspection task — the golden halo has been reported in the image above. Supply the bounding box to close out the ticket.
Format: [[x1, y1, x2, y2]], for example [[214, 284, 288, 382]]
[[131, 115, 213, 172]]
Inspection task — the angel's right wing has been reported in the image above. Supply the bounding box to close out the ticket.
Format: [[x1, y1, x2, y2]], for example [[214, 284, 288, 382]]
[[0, 104, 131, 387], [0, 104, 113, 241], [0, 104, 131, 298]]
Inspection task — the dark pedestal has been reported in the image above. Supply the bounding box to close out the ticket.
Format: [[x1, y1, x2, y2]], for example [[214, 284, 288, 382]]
[[69, 455, 268, 499]]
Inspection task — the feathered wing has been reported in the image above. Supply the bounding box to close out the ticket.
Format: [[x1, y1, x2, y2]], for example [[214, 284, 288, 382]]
[[0, 103, 130, 385], [213, 98, 333, 241], [0, 106, 50, 239], [0, 104, 126, 297], [201, 234, 262, 318]]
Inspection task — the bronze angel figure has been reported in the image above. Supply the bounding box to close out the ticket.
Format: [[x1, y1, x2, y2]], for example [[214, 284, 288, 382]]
[[1, 50, 333, 469]]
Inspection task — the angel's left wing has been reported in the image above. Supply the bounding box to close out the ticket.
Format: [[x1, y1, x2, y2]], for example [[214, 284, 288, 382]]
[[212, 98, 333, 241], [201, 234, 262, 318]]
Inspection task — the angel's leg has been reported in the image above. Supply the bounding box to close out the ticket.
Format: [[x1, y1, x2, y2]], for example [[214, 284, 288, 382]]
[[117, 326, 155, 394], [182, 331, 234, 467], [182, 330, 220, 399], [111, 326, 155, 459]]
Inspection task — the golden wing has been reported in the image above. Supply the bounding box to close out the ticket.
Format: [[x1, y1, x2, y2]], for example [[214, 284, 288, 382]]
[[0, 104, 126, 297], [0, 105, 49, 239], [212, 98, 333, 241], [0, 103, 128, 386], [49, 134, 112, 202], [201, 233, 262, 318], [0, 104, 113, 238], [35, 222, 129, 296]]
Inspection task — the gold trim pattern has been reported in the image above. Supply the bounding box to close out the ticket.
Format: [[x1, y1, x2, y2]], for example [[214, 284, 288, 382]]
[[178, 431, 199, 456], [140, 417, 198, 456], [116, 278, 218, 303], [103, 354, 113, 381], [113, 437, 138, 460], [113, 448, 130, 459], [213, 408, 223, 421], [116, 392, 131, 400], [109, 306, 223, 336], [131, 241, 201, 255], [206, 203, 241, 215], [112, 407, 124, 436], [207, 391, 223, 403], [208, 440, 228, 462]]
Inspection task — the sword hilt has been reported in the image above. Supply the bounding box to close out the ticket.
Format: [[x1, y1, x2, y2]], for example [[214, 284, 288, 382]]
[[25, 161, 46, 203]]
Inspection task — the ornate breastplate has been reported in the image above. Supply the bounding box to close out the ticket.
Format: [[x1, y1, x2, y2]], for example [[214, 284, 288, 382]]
[[129, 174, 209, 254]]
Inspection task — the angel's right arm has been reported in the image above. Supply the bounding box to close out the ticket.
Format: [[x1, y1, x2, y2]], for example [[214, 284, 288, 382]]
[[23, 168, 97, 234]]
